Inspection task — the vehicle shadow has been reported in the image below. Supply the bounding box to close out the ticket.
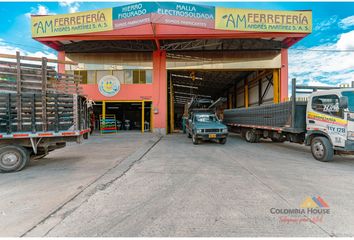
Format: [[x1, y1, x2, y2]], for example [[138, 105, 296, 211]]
[[228, 133, 354, 165], [28, 155, 86, 169]]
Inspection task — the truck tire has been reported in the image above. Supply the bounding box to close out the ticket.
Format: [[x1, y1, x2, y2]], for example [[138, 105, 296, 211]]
[[311, 137, 334, 162], [219, 138, 227, 144], [245, 130, 258, 143], [192, 134, 199, 145], [271, 137, 285, 143], [0, 145, 30, 173]]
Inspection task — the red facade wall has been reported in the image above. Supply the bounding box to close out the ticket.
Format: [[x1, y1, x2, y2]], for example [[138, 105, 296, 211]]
[[81, 84, 153, 101]]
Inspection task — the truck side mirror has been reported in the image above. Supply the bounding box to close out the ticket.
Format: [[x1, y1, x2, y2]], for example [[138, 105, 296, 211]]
[[340, 96, 348, 109]]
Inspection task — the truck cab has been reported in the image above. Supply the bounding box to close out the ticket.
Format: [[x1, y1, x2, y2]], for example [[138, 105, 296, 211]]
[[306, 89, 354, 161], [186, 111, 228, 145]]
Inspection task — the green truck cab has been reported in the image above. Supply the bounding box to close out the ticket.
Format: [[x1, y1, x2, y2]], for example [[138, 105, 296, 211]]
[[186, 111, 228, 145]]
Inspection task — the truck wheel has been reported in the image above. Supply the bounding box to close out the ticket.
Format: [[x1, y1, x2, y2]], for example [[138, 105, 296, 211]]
[[311, 137, 334, 162], [219, 138, 227, 144], [0, 145, 30, 173], [271, 137, 285, 143], [192, 134, 199, 145], [245, 130, 258, 143]]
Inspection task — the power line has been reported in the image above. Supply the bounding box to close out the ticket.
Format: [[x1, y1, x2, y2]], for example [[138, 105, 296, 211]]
[[0, 39, 52, 52]]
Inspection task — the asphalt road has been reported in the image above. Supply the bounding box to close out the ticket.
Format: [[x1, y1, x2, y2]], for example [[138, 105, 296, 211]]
[[22, 133, 354, 237]]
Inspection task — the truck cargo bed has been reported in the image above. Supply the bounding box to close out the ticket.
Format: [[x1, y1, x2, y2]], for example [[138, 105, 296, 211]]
[[223, 101, 307, 133], [0, 93, 88, 135], [0, 52, 89, 137]]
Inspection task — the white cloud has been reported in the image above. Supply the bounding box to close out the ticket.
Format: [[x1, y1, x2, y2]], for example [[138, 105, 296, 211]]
[[25, 4, 56, 18], [307, 78, 331, 87], [36, 5, 50, 15], [289, 40, 354, 89], [314, 16, 338, 31], [59, 1, 80, 13], [339, 15, 354, 29], [0, 39, 57, 67], [337, 30, 354, 50]]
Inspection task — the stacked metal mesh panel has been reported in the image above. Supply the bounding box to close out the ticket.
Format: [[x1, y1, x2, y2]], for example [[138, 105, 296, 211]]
[[223, 101, 292, 127]]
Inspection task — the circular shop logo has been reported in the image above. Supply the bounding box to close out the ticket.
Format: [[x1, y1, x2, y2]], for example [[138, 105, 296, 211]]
[[98, 75, 121, 97]]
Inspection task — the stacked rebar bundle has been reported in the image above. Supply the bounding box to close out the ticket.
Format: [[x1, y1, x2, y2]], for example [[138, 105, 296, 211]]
[[223, 101, 293, 127]]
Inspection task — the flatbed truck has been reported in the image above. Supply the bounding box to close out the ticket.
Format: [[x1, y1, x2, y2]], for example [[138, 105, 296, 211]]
[[0, 52, 90, 172], [224, 78, 354, 162]]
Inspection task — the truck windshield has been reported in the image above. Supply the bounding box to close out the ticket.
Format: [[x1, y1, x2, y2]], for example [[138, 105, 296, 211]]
[[195, 115, 217, 122], [342, 91, 354, 112]]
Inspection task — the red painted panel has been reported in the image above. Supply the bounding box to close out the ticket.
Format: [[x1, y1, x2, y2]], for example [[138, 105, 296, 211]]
[[280, 48, 289, 102], [152, 50, 167, 131], [82, 84, 153, 101], [57, 51, 65, 74]]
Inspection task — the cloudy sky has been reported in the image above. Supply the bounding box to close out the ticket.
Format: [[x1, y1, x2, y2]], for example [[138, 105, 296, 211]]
[[0, 1, 353, 89]]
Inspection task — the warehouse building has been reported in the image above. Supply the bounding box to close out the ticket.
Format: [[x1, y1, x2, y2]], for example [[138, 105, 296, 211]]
[[31, 2, 312, 134]]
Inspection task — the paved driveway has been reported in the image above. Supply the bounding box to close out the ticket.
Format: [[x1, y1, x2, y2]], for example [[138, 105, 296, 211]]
[[0, 132, 159, 237], [23, 133, 354, 237]]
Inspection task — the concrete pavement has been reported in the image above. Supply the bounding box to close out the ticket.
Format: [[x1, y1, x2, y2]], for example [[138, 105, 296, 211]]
[[0, 132, 160, 237], [23, 133, 354, 237]]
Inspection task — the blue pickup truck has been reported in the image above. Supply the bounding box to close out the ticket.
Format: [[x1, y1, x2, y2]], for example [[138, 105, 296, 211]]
[[186, 111, 228, 145]]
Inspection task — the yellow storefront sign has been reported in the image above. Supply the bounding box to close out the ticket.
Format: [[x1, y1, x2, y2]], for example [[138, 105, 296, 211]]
[[215, 7, 312, 33], [31, 8, 113, 37]]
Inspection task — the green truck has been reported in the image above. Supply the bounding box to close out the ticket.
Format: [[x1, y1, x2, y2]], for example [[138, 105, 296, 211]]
[[185, 98, 228, 145]]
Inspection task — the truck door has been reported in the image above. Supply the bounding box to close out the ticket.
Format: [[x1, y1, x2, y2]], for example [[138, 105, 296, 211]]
[[308, 94, 347, 147]]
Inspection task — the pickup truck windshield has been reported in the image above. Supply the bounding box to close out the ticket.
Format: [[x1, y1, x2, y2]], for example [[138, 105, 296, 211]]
[[195, 115, 217, 122], [342, 91, 354, 112]]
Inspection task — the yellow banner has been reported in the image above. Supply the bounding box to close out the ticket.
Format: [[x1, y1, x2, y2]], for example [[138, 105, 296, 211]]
[[215, 7, 312, 33], [31, 8, 113, 37], [307, 112, 347, 126]]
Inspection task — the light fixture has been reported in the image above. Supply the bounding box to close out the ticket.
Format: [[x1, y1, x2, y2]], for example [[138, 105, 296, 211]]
[[174, 91, 211, 98], [171, 74, 203, 81], [173, 84, 198, 89], [174, 95, 191, 99]]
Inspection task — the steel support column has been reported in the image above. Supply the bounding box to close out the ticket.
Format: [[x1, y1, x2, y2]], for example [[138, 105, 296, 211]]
[[58, 51, 66, 74], [244, 78, 249, 108], [280, 48, 289, 102], [102, 101, 106, 119], [273, 69, 280, 103], [141, 101, 145, 133], [234, 83, 237, 108], [152, 50, 167, 135], [169, 76, 174, 133]]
